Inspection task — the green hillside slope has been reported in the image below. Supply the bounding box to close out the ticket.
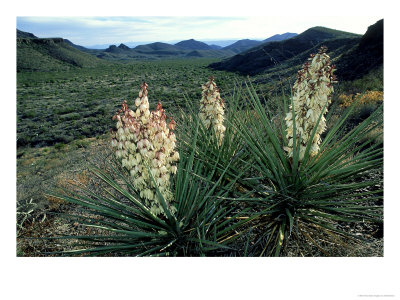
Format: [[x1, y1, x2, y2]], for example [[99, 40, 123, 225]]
[[17, 38, 107, 72], [336, 19, 383, 81]]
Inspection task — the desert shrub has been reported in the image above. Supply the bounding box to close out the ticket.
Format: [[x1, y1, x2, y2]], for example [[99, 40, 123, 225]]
[[22, 110, 37, 119], [337, 91, 383, 127], [54, 143, 65, 150], [338, 90, 383, 107], [60, 112, 81, 121], [337, 66, 383, 94], [17, 133, 32, 147]]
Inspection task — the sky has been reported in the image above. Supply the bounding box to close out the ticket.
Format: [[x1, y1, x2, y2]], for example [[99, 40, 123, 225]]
[[16, 16, 382, 48]]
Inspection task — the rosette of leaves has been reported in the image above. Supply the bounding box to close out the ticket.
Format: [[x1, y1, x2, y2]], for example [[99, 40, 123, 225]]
[[231, 78, 383, 256], [44, 123, 250, 256]]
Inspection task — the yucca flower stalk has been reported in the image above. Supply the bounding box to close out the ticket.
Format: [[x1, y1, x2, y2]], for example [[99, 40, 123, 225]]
[[111, 82, 179, 216], [176, 80, 253, 192], [199, 76, 226, 146], [285, 46, 337, 161]]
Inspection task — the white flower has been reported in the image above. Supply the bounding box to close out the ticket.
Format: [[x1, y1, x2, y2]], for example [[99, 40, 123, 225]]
[[285, 46, 336, 161], [111, 82, 179, 217], [199, 77, 225, 146], [171, 165, 177, 174]]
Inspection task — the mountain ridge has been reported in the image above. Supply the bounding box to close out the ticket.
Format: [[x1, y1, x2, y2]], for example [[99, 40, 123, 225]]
[[222, 39, 263, 54], [175, 39, 212, 50], [335, 19, 383, 81], [264, 32, 298, 42], [209, 26, 362, 75], [17, 29, 37, 39], [17, 37, 107, 72]]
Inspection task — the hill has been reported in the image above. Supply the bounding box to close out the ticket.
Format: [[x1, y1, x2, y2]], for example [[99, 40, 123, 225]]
[[209, 26, 361, 75], [209, 44, 223, 50], [335, 19, 383, 81], [264, 32, 297, 42], [184, 49, 235, 58], [17, 37, 107, 72], [175, 39, 212, 50], [220, 34, 297, 54], [17, 29, 37, 39], [222, 39, 263, 54], [104, 44, 131, 54], [80, 41, 234, 61], [134, 42, 184, 54], [64, 39, 89, 52]]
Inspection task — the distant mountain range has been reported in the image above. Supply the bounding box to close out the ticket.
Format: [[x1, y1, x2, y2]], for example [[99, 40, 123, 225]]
[[17, 28, 301, 65], [16, 21, 383, 82], [78, 33, 299, 61]]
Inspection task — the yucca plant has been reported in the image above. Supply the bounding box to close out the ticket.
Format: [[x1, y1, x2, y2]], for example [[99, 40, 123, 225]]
[[43, 121, 251, 256], [176, 79, 253, 191], [230, 60, 383, 255]]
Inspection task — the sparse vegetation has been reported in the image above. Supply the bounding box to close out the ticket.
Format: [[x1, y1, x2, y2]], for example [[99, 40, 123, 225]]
[[17, 59, 243, 149]]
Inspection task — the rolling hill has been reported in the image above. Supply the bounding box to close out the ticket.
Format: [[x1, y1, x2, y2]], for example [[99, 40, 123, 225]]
[[134, 42, 184, 53], [73, 40, 234, 61], [222, 39, 263, 54], [175, 39, 212, 50], [17, 36, 107, 72]]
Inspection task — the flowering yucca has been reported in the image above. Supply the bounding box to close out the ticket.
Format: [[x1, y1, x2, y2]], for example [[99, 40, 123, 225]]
[[111, 82, 179, 216], [199, 77, 226, 146], [285, 46, 337, 160]]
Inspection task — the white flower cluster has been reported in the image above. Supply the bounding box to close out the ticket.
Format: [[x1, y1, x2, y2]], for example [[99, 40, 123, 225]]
[[199, 77, 226, 146], [111, 82, 179, 216], [284, 46, 337, 161]]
